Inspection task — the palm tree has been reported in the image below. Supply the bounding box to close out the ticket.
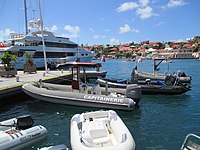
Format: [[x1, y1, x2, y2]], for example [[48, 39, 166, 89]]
[[24, 52, 34, 66], [0, 52, 17, 71]]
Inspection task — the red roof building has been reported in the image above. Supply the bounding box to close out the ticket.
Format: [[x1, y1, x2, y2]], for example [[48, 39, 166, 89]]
[[149, 42, 161, 47], [119, 45, 132, 53], [109, 47, 118, 51], [108, 51, 117, 55], [172, 44, 181, 49], [183, 43, 193, 49]]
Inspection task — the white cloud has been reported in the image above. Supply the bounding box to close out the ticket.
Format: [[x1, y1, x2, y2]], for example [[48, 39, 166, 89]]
[[139, 0, 149, 7], [136, 6, 155, 19], [117, 1, 157, 20], [45, 25, 58, 33], [186, 37, 193, 41], [93, 35, 106, 39], [64, 25, 80, 33], [0, 28, 15, 41], [162, 0, 187, 9], [50, 25, 58, 32], [110, 38, 119, 45], [119, 24, 140, 34], [173, 38, 188, 42], [132, 28, 140, 33], [64, 25, 80, 38], [119, 24, 132, 34], [116, 2, 138, 12]]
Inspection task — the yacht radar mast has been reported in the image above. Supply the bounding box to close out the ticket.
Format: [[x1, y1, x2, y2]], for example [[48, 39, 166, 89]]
[[24, 0, 28, 35]]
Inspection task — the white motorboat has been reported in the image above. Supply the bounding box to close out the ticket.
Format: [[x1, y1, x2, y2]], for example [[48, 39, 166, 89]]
[[70, 110, 135, 150], [181, 134, 200, 150], [0, 115, 47, 150], [22, 62, 141, 110]]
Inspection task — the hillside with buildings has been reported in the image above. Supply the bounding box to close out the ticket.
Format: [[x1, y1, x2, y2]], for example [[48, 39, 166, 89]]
[[83, 36, 200, 59]]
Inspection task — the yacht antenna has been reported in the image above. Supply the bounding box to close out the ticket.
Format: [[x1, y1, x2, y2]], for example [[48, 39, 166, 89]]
[[24, 0, 28, 34], [76, 38, 80, 62], [38, 0, 48, 73]]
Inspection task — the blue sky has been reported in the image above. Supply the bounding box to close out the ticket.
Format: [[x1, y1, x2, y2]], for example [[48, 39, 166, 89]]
[[0, 0, 199, 45]]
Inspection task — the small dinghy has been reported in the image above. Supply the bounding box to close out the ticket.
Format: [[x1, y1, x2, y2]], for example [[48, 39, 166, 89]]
[[181, 134, 200, 150], [70, 110, 135, 150], [0, 115, 47, 150]]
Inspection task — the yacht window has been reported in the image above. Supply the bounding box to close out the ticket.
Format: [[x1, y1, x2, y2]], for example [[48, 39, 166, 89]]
[[66, 52, 75, 56], [81, 54, 84, 56], [85, 53, 88, 56], [44, 42, 78, 48], [33, 52, 75, 58], [33, 52, 44, 58]]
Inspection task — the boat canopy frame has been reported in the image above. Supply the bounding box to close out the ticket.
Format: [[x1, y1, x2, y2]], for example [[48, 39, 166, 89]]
[[56, 62, 102, 90], [153, 58, 165, 75]]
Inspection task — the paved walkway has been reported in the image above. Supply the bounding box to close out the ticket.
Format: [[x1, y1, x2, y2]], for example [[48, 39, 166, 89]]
[[0, 70, 72, 102], [0, 70, 71, 90]]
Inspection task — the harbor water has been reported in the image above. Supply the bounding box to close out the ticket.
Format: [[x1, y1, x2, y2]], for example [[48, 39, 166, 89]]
[[0, 59, 199, 150]]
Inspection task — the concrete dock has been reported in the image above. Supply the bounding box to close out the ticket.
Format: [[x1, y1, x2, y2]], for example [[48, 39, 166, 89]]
[[0, 70, 106, 104]]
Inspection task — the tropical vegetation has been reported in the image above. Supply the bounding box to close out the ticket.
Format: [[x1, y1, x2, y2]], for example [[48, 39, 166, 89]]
[[0, 52, 17, 71]]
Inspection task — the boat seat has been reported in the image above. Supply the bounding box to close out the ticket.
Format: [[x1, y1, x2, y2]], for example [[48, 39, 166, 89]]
[[157, 80, 166, 85], [91, 84, 101, 95], [81, 121, 110, 146], [79, 82, 87, 93]]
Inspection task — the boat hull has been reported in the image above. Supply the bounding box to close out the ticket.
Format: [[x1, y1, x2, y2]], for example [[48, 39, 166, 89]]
[[22, 82, 136, 111], [135, 69, 191, 84], [96, 78, 191, 95], [0, 118, 47, 150], [70, 110, 135, 150]]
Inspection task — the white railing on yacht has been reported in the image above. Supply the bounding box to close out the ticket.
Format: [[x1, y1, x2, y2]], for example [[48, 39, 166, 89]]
[[10, 33, 25, 39]]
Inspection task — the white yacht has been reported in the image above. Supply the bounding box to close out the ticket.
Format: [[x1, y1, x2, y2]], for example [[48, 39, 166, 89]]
[[0, 0, 96, 70], [0, 31, 96, 70]]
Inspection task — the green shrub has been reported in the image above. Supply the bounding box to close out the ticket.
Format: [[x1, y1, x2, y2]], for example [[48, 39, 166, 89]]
[[0, 52, 17, 71]]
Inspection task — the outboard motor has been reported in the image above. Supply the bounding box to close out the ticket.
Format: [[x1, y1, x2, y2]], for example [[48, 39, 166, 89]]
[[165, 74, 177, 86], [16, 115, 34, 130], [130, 67, 138, 84], [125, 84, 142, 104], [177, 70, 186, 77]]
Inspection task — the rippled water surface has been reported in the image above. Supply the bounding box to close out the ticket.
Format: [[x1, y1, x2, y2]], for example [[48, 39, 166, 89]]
[[0, 59, 199, 150]]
